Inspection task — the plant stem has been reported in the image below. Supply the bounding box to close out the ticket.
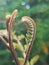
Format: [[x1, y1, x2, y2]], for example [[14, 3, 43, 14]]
[[0, 35, 10, 50]]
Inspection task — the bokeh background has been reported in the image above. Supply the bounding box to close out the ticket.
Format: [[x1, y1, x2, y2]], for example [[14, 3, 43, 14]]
[[0, 0, 49, 65]]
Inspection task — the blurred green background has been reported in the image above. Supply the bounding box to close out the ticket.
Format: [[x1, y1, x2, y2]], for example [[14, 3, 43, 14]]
[[0, 0, 49, 65]]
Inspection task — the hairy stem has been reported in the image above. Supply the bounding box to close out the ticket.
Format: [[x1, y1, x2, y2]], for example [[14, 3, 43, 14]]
[[6, 10, 20, 65], [21, 16, 36, 65]]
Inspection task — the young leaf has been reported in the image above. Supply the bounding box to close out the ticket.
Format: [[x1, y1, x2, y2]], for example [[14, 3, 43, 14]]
[[18, 57, 29, 65], [30, 55, 39, 65]]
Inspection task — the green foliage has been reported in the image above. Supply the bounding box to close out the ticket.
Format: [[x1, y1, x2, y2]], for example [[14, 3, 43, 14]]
[[0, 0, 49, 65], [30, 55, 39, 65]]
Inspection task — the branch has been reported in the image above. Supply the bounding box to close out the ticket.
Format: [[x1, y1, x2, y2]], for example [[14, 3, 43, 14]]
[[7, 10, 20, 65], [21, 16, 36, 65], [0, 35, 10, 50]]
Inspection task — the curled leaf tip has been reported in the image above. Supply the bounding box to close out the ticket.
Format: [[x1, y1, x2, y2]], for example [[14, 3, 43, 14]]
[[11, 9, 18, 19], [6, 15, 11, 19], [21, 16, 26, 22]]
